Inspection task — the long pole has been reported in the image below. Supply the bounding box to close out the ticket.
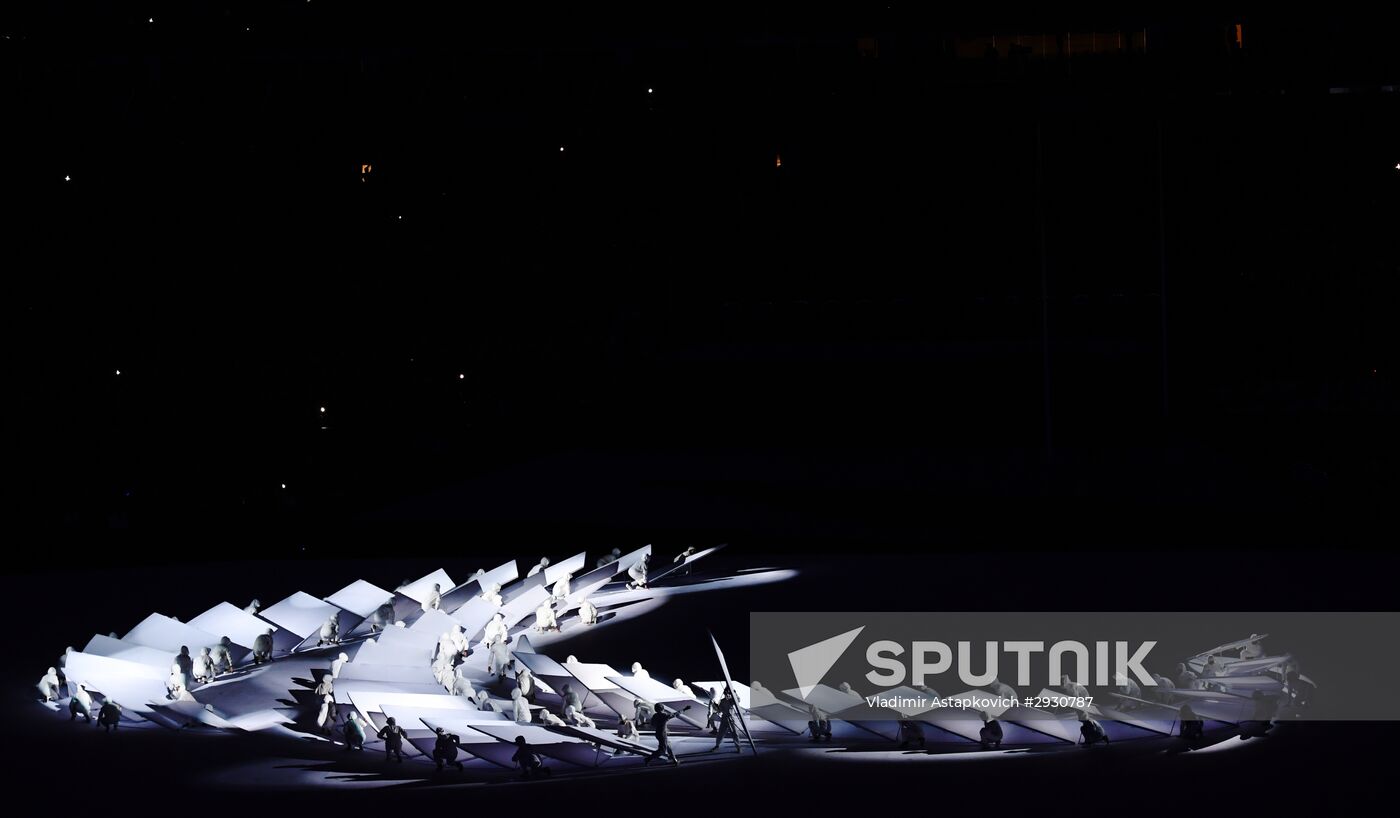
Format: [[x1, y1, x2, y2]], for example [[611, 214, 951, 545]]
[[1036, 120, 1053, 462], [1157, 117, 1169, 420], [708, 630, 758, 755]]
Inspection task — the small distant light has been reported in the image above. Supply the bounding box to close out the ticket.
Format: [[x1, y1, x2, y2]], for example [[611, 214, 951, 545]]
[[115, 369, 121, 375], [148, 17, 154, 24], [281, 483, 287, 489], [560, 146, 565, 152], [647, 88, 654, 94], [319, 406, 326, 413], [458, 373, 465, 379], [64, 175, 71, 182]]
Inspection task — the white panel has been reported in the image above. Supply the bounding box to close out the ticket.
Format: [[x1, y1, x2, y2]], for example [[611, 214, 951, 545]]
[[646, 544, 724, 584], [693, 680, 748, 709], [553, 723, 654, 755], [467, 721, 589, 747], [188, 602, 284, 649], [324, 580, 396, 618], [1220, 655, 1291, 676], [451, 596, 503, 641], [1001, 707, 1080, 743], [499, 585, 552, 629], [226, 710, 296, 731], [122, 614, 221, 655], [513, 652, 570, 678], [607, 676, 705, 727], [330, 679, 444, 706], [544, 552, 586, 585], [607, 675, 702, 706], [62, 651, 168, 712], [258, 591, 345, 639], [155, 700, 238, 729], [392, 706, 508, 734], [615, 544, 652, 576], [478, 561, 520, 592], [779, 683, 865, 716], [81, 634, 180, 669], [65, 650, 168, 682], [440, 560, 519, 613], [1194, 635, 1268, 657], [917, 710, 984, 742], [397, 569, 456, 604], [408, 609, 461, 637], [345, 689, 472, 722], [353, 626, 437, 666], [564, 662, 624, 691], [335, 663, 438, 685]]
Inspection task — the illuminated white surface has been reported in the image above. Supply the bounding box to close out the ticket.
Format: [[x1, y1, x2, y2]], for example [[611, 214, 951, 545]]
[[345, 689, 471, 722], [441, 560, 518, 613], [81, 634, 183, 669], [63, 651, 169, 712], [407, 608, 460, 637], [350, 626, 437, 666], [607, 675, 704, 727], [694, 679, 749, 709], [614, 544, 652, 577], [397, 569, 455, 604], [450, 596, 504, 641], [647, 544, 724, 584], [334, 663, 437, 685], [123, 614, 221, 654], [563, 661, 624, 692], [324, 580, 396, 618], [499, 584, 552, 629], [544, 552, 586, 585], [189, 602, 286, 650], [258, 592, 360, 644], [779, 683, 864, 715]]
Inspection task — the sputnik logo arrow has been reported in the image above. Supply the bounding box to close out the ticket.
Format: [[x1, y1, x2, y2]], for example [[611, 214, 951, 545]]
[[788, 626, 865, 699]]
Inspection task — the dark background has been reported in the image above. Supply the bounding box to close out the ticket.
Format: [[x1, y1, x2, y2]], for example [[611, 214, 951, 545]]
[[7, 5, 1399, 563], [4, 5, 1400, 811]]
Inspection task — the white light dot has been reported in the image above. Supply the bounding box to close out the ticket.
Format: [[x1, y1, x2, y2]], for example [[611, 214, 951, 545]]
[[148, 17, 154, 24], [114, 369, 121, 375], [559, 146, 565, 152], [397, 215, 403, 220], [319, 406, 326, 413], [64, 175, 71, 182], [458, 373, 465, 379], [647, 88, 654, 94], [281, 483, 287, 489]]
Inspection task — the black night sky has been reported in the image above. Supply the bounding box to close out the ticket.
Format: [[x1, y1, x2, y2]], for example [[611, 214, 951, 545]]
[[7, 5, 1400, 568], [5, 5, 1400, 813]]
